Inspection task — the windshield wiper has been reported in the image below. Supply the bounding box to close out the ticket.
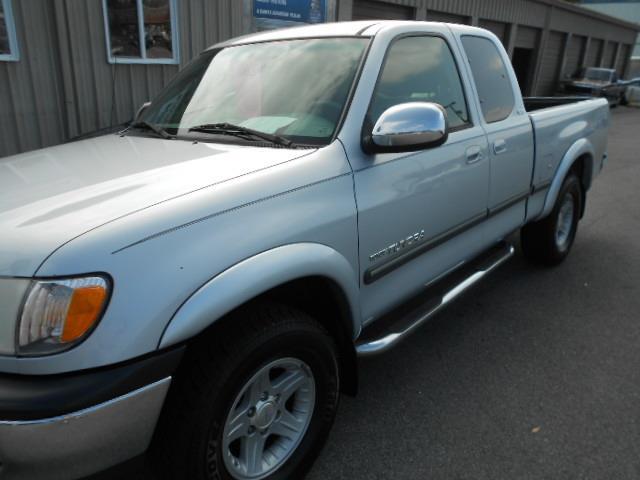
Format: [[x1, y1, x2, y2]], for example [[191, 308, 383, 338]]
[[188, 123, 292, 147], [125, 121, 173, 139]]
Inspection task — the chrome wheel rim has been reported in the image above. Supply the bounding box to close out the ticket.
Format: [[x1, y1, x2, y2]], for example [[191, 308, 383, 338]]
[[555, 193, 575, 251], [222, 358, 316, 480]]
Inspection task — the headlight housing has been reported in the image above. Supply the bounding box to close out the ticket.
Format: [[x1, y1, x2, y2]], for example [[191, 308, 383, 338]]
[[17, 275, 110, 356]]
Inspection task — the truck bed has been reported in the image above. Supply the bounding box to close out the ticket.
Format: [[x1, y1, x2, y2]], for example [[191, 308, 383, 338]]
[[525, 96, 609, 221], [523, 96, 594, 112]]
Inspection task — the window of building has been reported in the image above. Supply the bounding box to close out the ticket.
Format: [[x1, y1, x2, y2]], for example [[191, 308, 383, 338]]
[[102, 0, 179, 64], [368, 35, 471, 130], [0, 0, 19, 62], [461, 35, 515, 123]]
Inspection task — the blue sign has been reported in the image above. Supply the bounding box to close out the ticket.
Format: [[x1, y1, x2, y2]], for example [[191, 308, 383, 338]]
[[254, 0, 326, 24]]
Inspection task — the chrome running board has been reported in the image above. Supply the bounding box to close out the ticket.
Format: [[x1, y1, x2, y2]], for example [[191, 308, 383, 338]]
[[355, 242, 515, 357]]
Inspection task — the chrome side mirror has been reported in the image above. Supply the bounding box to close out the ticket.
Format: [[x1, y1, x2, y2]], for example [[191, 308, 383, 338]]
[[364, 102, 449, 154], [134, 101, 152, 123]]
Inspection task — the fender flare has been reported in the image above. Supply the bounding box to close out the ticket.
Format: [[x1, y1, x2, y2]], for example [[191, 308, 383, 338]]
[[538, 138, 595, 220], [159, 243, 361, 349]]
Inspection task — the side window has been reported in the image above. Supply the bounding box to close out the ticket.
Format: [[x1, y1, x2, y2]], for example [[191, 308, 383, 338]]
[[369, 36, 471, 130], [461, 36, 515, 123], [102, 0, 179, 64], [0, 0, 19, 62]]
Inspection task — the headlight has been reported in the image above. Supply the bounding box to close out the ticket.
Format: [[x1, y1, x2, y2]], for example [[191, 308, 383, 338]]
[[17, 275, 110, 356]]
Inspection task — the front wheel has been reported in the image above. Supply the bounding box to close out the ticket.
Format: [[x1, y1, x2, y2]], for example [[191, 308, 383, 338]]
[[521, 173, 583, 266], [152, 304, 340, 480]]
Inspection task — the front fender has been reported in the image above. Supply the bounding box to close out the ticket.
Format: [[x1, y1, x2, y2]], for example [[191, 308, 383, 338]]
[[159, 243, 361, 349], [538, 138, 594, 220]]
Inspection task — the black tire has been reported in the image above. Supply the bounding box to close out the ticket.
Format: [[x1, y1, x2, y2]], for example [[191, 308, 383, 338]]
[[521, 172, 583, 266], [151, 303, 340, 480]]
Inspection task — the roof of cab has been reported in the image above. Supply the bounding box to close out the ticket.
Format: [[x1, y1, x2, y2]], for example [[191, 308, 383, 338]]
[[205, 20, 487, 51]]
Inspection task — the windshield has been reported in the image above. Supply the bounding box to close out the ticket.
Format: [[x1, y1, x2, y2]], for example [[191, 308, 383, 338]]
[[582, 68, 613, 82], [141, 38, 369, 146]]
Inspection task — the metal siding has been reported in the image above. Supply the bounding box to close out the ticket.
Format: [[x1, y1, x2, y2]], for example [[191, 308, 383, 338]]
[[426, 0, 547, 27], [515, 26, 540, 49], [536, 31, 563, 95], [427, 10, 470, 24], [550, 7, 638, 44], [478, 19, 508, 44], [603, 41, 616, 68], [0, 0, 245, 158], [586, 38, 603, 68], [616, 44, 631, 76], [564, 34, 585, 78], [0, 0, 66, 157], [352, 0, 416, 20]]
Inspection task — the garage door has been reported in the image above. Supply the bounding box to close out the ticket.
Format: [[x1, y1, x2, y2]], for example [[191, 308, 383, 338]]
[[352, 0, 415, 20], [603, 41, 616, 68], [427, 10, 470, 24], [479, 19, 508, 46], [515, 26, 539, 49], [564, 35, 586, 78], [585, 38, 603, 67], [536, 31, 564, 96]]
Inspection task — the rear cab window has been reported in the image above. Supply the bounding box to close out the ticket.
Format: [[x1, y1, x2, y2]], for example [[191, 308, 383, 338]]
[[461, 36, 515, 123], [368, 35, 472, 132]]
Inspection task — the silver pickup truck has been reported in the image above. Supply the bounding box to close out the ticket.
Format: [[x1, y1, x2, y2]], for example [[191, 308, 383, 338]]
[[0, 21, 609, 480]]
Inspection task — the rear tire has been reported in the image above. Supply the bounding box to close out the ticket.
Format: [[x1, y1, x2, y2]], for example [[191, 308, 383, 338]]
[[152, 303, 340, 480], [521, 173, 583, 266]]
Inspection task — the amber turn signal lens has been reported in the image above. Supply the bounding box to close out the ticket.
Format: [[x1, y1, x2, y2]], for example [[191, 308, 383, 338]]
[[61, 285, 108, 342], [18, 275, 110, 356]]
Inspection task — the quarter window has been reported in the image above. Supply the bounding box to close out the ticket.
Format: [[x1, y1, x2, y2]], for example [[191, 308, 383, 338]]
[[461, 36, 515, 123], [368, 36, 471, 130], [0, 0, 19, 62], [102, 0, 179, 64]]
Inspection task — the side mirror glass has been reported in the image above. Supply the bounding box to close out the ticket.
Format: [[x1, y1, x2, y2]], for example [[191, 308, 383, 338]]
[[134, 101, 152, 123], [364, 102, 449, 154]]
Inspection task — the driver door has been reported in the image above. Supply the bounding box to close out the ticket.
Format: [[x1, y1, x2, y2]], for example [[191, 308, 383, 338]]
[[353, 34, 491, 322]]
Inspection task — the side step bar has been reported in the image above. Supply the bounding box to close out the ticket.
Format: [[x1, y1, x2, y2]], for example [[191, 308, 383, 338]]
[[355, 242, 515, 357]]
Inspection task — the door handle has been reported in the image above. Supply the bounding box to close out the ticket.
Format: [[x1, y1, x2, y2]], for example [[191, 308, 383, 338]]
[[493, 139, 507, 155], [465, 146, 483, 164]]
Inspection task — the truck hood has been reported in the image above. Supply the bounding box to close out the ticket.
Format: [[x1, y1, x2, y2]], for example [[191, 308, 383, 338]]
[[0, 134, 313, 276]]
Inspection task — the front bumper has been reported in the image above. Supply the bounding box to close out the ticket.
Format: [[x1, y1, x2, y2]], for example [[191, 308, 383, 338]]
[[0, 348, 183, 479]]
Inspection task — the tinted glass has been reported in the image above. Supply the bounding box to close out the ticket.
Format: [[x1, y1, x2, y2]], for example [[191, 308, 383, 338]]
[[107, 0, 141, 58], [142, 38, 369, 145], [0, 1, 9, 55], [461, 36, 514, 123], [369, 36, 470, 129], [143, 0, 172, 59], [583, 68, 613, 82]]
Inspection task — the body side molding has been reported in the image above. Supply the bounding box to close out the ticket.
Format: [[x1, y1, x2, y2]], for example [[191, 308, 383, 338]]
[[159, 243, 361, 349]]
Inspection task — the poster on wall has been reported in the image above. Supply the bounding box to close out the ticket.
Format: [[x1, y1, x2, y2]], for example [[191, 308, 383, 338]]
[[254, 0, 327, 28]]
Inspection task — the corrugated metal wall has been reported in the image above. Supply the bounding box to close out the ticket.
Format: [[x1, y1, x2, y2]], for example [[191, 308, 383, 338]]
[[426, 10, 470, 24], [0, 0, 67, 156], [585, 38, 603, 67], [352, 0, 415, 20], [564, 35, 586, 78], [1, 0, 638, 158], [478, 19, 508, 45], [617, 44, 631, 76], [537, 31, 564, 95], [56, 0, 243, 140], [0, 0, 244, 158], [602, 41, 616, 68], [515, 26, 540, 49]]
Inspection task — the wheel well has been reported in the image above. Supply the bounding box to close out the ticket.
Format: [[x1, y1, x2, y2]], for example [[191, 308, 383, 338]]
[[186, 276, 359, 396], [570, 154, 590, 218]]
